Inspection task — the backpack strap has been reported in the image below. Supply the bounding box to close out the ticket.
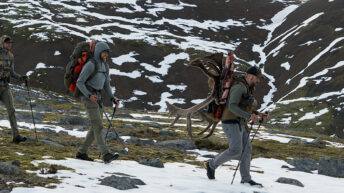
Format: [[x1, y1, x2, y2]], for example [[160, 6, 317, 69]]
[[86, 58, 98, 82]]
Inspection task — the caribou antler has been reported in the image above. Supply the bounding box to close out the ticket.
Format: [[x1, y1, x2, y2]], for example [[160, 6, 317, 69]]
[[166, 53, 226, 138], [196, 111, 220, 139]]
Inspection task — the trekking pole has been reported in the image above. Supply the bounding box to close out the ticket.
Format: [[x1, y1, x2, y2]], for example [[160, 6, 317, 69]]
[[98, 101, 129, 154], [231, 121, 254, 185], [98, 106, 117, 158], [25, 80, 38, 141]]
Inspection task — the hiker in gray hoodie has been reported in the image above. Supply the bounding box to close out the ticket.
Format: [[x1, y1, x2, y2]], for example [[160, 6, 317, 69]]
[[75, 41, 120, 164]]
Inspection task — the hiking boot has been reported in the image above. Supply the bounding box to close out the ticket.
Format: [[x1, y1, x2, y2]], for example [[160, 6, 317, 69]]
[[12, 135, 27, 144], [103, 153, 119, 164], [75, 152, 94, 161], [241, 180, 263, 187], [203, 161, 215, 180]]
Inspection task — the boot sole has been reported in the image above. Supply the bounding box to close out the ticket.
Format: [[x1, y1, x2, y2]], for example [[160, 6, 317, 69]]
[[104, 154, 119, 164]]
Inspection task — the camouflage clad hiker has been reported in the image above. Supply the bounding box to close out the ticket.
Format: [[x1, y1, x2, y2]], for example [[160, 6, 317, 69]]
[[75, 41, 120, 164], [0, 35, 28, 143], [204, 66, 268, 187]]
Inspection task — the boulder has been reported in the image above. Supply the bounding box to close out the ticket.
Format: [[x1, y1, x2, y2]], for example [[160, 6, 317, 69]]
[[156, 139, 197, 151], [126, 137, 155, 146], [100, 175, 145, 190], [307, 138, 326, 148], [288, 158, 318, 173], [159, 130, 176, 137], [60, 116, 89, 125], [58, 130, 68, 135], [145, 122, 161, 129], [288, 138, 307, 144], [16, 112, 43, 123], [0, 161, 20, 175], [38, 128, 56, 133], [13, 96, 27, 104], [318, 157, 344, 177], [139, 159, 164, 168], [115, 114, 135, 119], [120, 124, 136, 129], [140, 116, 153, 121], [276, 177, 304, 187], [40, 139, 64, 147]]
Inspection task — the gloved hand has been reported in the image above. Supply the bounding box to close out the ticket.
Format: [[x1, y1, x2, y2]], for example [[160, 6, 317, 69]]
[[111, 98, 120, 108], [20, 75, 28, 82]]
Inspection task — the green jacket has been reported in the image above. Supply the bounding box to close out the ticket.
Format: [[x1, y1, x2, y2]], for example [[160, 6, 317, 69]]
[[221, 76, 257, 122]]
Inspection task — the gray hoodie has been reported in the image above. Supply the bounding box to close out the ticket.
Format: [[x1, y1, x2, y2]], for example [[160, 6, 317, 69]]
[[76, 41, 114, 99]]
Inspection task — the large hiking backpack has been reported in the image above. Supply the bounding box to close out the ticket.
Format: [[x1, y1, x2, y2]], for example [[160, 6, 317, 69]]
[[205, 51, 237, 121], [64, 41, 97, 97]]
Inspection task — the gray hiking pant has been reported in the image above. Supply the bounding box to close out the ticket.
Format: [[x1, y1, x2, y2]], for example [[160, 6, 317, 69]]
[[78, 98, 110, 155], [0, 86, 19, 137], [209, 123, 252, 182]]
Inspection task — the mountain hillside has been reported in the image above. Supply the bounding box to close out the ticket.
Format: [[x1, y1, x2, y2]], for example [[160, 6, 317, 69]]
[[0, 0, 343, 137], [0, 84, 343, 193]]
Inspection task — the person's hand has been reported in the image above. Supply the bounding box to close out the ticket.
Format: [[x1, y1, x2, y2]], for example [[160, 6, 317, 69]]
[[89, 94, 98, 103], [20, 75, 28, 82], [259, 112, 269, 122], [250, 113, 259, 123], [112, 98, 120, 108]]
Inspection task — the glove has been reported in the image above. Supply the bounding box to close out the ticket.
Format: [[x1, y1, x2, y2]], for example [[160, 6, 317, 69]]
[[20, 75, 28, 82], [111, 98, 120, 108]]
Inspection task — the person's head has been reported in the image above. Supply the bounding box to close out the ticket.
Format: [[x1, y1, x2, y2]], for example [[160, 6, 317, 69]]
[[245, 66, 261, 87], [93, 41, 110, 63], [0, 35, 14, 52]]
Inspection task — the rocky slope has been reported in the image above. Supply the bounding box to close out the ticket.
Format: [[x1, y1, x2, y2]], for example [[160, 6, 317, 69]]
[[0, 85, 344, 192], [0, 0, 343, 137]]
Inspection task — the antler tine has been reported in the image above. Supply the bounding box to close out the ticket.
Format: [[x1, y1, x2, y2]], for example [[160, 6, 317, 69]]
[[186, 113, 193, 138], [189, 59, 218, 79], [203, 60, 221, 76], [197, 122, 212, 135], [201, 122, 219, 139], [169, 115, 181, 127]]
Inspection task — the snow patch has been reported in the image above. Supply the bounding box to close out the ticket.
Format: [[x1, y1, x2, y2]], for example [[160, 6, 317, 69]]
[[166, 84, 187, 91], [145, 75, 163, 83], [298, 108, 329, 121], [148, 92, 185, 112], [111, 51, 138, 66], [133, 90, 147, 96], [140, 53, 189, 76], [281, 62, 290, 70], [109, 69, 142, 79]]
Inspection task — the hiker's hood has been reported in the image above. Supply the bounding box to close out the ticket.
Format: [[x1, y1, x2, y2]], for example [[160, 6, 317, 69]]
[[94, 41, 110, 64], [0, 35, 12, 49]]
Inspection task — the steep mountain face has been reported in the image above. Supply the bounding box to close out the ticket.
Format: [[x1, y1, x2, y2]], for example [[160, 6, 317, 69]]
[[0, 0, 343, 137]]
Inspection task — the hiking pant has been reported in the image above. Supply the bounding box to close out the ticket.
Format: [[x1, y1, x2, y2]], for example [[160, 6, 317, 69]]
[[209, 123, 252, 182], [0, 86, 19, 137], [78, 98, 110, 155]]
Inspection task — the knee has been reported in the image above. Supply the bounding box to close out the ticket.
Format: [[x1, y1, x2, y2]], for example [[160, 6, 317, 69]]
[[226, 147, 242, 157], [91, 119, 103, 130], [7, 107, 15, 114]]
